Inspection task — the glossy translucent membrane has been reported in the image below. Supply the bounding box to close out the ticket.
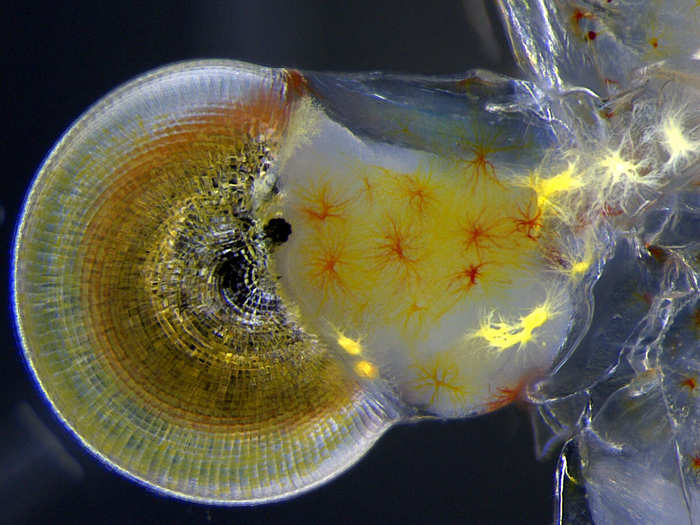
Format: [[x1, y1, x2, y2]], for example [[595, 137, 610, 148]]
[[497, 1, 700, 524], [12, 0, 700, 518]]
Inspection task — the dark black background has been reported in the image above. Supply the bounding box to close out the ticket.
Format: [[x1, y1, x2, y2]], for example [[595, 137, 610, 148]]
[[2, 2, 557, 524]]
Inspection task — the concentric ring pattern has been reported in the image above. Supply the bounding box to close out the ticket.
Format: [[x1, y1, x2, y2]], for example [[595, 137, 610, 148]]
[[12, 61, 399, 503]]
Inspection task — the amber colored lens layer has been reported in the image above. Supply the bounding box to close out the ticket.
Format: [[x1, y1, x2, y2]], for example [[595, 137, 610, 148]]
[[13, 61, 397, 503]]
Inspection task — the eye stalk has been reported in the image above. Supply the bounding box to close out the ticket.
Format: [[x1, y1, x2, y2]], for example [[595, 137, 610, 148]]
[[13, 60, 575, 503], [13, 6, 699, 508]]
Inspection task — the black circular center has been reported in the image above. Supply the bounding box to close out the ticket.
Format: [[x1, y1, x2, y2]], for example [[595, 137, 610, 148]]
[[264, 218, 292, 244], [218, 251, 253, 310]]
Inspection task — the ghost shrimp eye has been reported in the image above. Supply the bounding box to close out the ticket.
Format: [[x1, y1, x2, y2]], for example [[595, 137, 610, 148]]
[[13, 59, 577, 503], [12, 62, 400, 503]]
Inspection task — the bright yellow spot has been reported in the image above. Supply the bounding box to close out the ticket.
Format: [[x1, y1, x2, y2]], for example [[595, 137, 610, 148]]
[[599, 151, 638, 180], [526, 163, 584, 215], [337, 334, 362, 355], [570, 260, 590, 275], [475, 303, 551, 351], [539, 165, 583, 198], [354, 360, 378, 379], [662, 117, 696, 162]]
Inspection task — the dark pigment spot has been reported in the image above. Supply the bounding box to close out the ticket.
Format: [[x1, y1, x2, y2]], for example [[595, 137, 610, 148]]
[[217, 252, 255, 309], [264, 217, 292, 244]]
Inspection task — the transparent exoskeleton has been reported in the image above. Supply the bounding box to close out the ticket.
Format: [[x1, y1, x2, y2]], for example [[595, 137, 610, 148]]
[[11, 0, 699, 521], [498, 1, 700, 523]]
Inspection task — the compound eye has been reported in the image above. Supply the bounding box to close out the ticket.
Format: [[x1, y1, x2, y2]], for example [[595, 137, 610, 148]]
[[12, 62, 398, 504], [13, 60, 577, 505]]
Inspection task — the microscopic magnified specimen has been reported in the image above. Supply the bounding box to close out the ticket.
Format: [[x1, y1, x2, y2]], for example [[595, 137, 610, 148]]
[[11, 0, 700, 522]]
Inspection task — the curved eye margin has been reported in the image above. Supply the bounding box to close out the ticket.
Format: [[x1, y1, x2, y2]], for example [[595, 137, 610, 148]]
[[10, 60, 404, 505]]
